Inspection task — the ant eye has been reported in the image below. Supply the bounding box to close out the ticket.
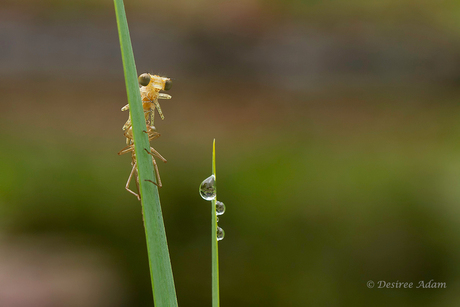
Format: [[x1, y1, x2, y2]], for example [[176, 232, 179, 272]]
[[164, 79, 172, 91], [138, 73, 150, 86]]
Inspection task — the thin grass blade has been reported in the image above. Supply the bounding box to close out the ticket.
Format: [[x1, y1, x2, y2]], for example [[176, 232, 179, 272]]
[[211, 139, 220, 307], [113, 1, 178, 306]]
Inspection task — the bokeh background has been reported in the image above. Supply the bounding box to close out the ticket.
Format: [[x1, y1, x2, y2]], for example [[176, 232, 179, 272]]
[[1, 0, 460, 306]]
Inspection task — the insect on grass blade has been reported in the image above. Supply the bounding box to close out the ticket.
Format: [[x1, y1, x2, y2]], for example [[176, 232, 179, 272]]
[[113, 1, 178, 306]]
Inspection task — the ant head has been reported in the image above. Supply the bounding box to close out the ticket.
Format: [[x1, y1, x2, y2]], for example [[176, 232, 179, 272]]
[[144, 74, 172, 91]]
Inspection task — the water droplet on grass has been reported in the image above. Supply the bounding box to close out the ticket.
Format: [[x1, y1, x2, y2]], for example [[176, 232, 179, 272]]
[[199, 175, 216, 200], [217, 226, 225, 241], [216, 201, 226, 215]]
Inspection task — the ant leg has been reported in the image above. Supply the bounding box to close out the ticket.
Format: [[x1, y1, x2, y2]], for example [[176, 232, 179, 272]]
[[119, 138, 161, 156], [150, 147, 166, 162], [152, 156, 162, 187], [144, 110, 154, 126], [158, 93, 172, 100], [143, 129, 161, 142], [134, 125, 160, 141], [118, 144, 134, 156], [144, 148, 167, 163], [122, 117, 131, 131], [134, 167, 141, 198], [145, 179, 159, 187], [154, 101, 165, 120], [145, 156, 162, 187], [126, 162, 141, 200], [148, 132, 161, 142]]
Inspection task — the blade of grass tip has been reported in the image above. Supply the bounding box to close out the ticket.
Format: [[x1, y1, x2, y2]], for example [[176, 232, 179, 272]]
[[113, 1, 178, 306], [211, 139, 220, 307]]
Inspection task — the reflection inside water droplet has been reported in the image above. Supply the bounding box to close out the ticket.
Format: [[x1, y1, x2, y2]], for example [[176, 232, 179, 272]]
[[199, 175, 216, 200], [217, 226, 225, 241], [216, 201, 226, 215]]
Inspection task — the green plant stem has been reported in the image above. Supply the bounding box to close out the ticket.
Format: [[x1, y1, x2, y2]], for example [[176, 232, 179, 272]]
[[113, 1, 178, 306], [211, 139, 220, 307]]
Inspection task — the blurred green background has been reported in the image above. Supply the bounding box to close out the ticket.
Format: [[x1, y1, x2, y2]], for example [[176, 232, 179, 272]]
[[1, 0, 460, 306]]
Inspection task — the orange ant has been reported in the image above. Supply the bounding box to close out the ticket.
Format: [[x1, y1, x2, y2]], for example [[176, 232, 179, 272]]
[[119, 73, 172, 200], [122, 73, 172, 131]]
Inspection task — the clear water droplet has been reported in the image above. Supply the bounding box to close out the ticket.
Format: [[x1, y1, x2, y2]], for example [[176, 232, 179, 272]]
[[199, 175, 216, 200], [216, 201, 226, 216], [217, 226, 225, 241], [216, 217, 219, 222]]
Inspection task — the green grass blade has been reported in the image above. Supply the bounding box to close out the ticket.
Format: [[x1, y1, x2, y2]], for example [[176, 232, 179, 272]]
[[211, 139, 220, 307], [113, 1, 178, 306]]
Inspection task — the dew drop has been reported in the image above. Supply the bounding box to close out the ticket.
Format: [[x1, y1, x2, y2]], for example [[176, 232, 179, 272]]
[[217, 217, 219, 222], [199, 175, 216, 200], [217, 226, 225, 241], [216, 201, 226, 216]]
